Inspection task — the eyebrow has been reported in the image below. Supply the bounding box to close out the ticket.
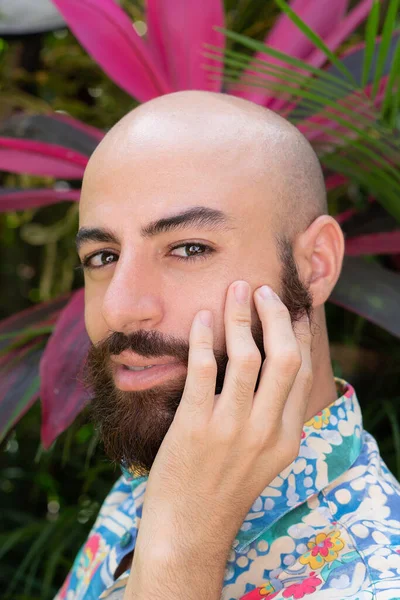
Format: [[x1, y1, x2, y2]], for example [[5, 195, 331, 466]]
[[75, 206, 234, 252]]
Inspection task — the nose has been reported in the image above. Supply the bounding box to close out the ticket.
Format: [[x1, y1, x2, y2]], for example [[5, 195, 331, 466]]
[[101, 254, 164, 335]]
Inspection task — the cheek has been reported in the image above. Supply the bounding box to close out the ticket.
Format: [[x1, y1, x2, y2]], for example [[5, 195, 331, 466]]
[[84, 286, 107, 344], [175, 282, 227, 347]]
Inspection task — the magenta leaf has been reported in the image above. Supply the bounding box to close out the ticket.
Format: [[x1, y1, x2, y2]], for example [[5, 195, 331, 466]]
[[0, 113, 103, 155], [339, 201, 394, 237], [289, 33, 398, 132], [146, 0, 225, 91], [330, 257, 400, 337], [0, 188, 81, 212], [306, 0, 381, 70], [0, 295, 71, 441], [51, 0, 170, 101], [0, 138, 88, 178], [50, 113, 105, 142], [0, 294, 70, 353], [231, 0, 376, 110], [326, 174, 348, 191], [345, 231, 400, 256], [267, 0, 350, 62], [231, 0, 351, 106], [40, 289, 91, 448], [0, 342, 43, 443]]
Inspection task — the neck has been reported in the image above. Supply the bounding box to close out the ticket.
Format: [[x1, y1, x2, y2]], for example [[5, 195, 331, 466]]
[[304, 307, 338, 422]]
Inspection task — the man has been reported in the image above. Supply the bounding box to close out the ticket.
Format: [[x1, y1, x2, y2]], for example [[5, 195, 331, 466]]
[[56, 91, 400, 600]]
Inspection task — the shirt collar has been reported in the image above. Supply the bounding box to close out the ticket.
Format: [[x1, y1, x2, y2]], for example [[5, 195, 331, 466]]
[[232, 378, 363, 552], [121, 379, 363, 554]]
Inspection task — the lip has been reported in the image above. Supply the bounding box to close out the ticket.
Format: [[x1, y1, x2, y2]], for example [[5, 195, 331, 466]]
[[111, 352, 178, 369], [112, 362, 187, 391]]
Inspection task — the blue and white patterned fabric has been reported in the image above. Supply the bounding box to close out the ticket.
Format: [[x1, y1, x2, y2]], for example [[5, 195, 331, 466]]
[[55, 379, 400, 600]]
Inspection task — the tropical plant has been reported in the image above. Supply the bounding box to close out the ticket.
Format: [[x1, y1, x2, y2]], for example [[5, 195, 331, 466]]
[[1, 0, 399, 452]]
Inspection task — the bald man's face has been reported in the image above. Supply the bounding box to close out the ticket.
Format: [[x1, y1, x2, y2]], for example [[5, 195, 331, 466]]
[[78, 106, 311, 474]]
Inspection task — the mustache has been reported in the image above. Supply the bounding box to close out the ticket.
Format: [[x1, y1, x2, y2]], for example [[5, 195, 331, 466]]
[[99, 329, 192, 363]]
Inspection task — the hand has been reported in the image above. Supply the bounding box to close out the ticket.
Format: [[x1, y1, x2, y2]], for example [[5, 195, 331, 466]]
[[134, 281, 312, 565]]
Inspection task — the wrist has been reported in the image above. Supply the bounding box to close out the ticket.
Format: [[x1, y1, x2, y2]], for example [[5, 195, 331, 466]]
[[130, 540, 227, 600]]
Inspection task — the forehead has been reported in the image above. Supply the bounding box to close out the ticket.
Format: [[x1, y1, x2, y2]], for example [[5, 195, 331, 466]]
[[79, 119, 279, 231]]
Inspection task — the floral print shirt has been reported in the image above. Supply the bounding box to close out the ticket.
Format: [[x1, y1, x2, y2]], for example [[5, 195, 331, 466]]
[[55, 379, 400, 600]]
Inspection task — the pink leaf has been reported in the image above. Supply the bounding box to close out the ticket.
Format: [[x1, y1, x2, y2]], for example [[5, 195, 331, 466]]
[[267, 0, 350, 60], [51, 0, 170, 101], [0, 294, 70, 349], [0, 295, 70, 441], [0, 343, 42, 443], [336, 207, 357, 225], [305, 0, 379, 71], [40, 289, 91, 448], [336, 197, 376, 225], [270, 0, 380, 113], [0, 138, 88, 178], [345, 231, 400, 256], [326, 174, 348, 191], [298, 75, 388, 144], [51, 113, 105, 142], [0, 188, 81, 212], [146, 0, 225, 91], [230, 0, 351, 106]]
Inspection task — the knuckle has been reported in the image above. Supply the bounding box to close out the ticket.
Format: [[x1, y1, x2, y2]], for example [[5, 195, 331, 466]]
[[232, 349, 262, 370], [195, 338, 213, 351], [234, 312, 252, 328], [186, 421, 207, 442], [195, 355, 217, 379], [196, 361, 217, 379], [276, 347, 302, 375], [219, 422, 240, 444], [248, 421, 276, 451]]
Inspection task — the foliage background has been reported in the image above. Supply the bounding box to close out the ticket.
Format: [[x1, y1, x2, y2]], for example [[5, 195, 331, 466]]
[[0, 1, 399, 598]]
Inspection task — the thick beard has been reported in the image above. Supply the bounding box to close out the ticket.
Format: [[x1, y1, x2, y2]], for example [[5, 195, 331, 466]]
[[82, 239, 312, 477]]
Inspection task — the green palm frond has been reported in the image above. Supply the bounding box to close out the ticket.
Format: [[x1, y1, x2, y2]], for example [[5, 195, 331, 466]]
[[204, 0, 400, 223], [362, 0, 381, 88]]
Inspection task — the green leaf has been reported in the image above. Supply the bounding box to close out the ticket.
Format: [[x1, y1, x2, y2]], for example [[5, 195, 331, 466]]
[[208, 34, 355, 90], [362, 0, 381, 87], [0, 326, 54, 353], [205, 43, 354, 94], [381, 40, 400, 121], [208, 27, 400, 223], [6, 520, 57, 597], [372, 0, 400, 99], [272, 0, 355, 83], [0, 523, 43, 561]]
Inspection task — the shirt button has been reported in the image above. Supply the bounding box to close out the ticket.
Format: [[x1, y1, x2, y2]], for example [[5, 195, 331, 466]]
[[120, 531, 132, 548]]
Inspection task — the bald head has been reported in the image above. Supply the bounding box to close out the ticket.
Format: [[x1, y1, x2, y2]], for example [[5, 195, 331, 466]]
[[86, 90, 327, 241], [80, 91, 342, 472]]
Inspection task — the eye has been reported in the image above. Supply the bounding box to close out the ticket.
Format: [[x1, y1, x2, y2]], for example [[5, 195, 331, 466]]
[[169, 243, 214, 261], [80, 250, 118, 270]]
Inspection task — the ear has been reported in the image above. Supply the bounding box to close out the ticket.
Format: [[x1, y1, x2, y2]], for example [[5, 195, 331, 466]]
[[293, 215, 345, 307]]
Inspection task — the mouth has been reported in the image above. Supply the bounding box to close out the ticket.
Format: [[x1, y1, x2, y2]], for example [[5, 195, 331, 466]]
[[112, 362, 187, 391]]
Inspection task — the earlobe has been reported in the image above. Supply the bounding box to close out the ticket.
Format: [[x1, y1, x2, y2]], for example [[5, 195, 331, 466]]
[[295, 215, 345, 307]]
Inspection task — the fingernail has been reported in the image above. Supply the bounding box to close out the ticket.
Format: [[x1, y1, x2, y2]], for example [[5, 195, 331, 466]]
[[234, 281, 249, 304], [257, 285, 274, 300], [199, 310, 213, 327]]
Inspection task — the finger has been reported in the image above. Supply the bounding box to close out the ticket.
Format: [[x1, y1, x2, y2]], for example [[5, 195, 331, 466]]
[[282, 313, 313, 436], [179, 310, 217, 423], [251, 286, 301, 426], [214, 281, 261, 423]]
